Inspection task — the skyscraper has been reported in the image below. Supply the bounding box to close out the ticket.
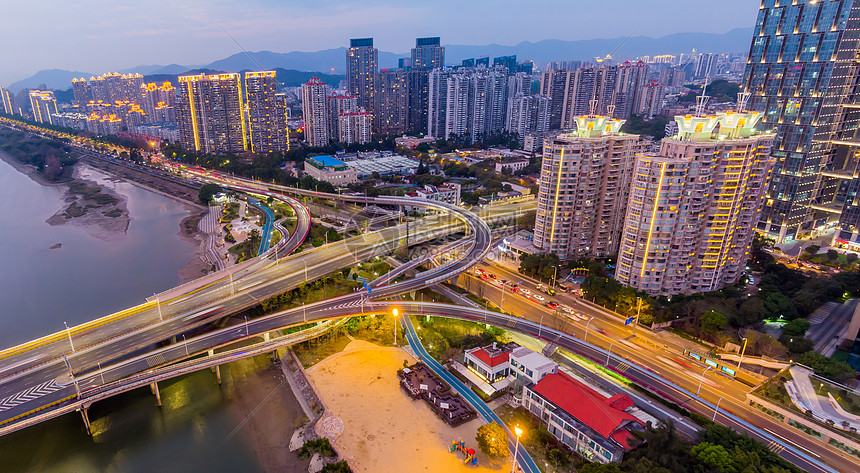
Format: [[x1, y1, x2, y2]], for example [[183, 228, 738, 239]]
[[428, 67, 509, 142], [742, 0, 856, 242], [375, 69, 410, 136], [87, 72, 144, 103], [409, 37, 445, 133], [301, 77, 330, 148], [506, 94, 551, 140], [176, 73, 248, 154], [560, 65, 619, 128], [327, 92, 358, 141], [0, 86, 13, 115], [539, 69, 569, 130], [614, 61, 649, 119], [72, 78, 89, 108], [29, 91, 58, 125], [347, 38, 378, 113], [534, 113, 644, 259], [245, 71, 287, 154], [339, 110, 373, 145], [615, 105, 776, 295], [140, 81, 176, 124]]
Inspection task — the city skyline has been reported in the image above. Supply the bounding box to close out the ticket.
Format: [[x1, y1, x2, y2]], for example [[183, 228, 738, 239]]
[[0, 0, 758, 87]]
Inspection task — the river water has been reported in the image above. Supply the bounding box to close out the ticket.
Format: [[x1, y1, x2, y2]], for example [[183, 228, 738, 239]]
[[0, 157, 265, 472]]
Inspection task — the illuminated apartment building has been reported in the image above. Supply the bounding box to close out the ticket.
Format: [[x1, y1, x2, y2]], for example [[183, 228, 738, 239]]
[[29, 90, 59, 125], [301, 77, 330, 147], [338, 110, 372, 145], [176, 73, 248, 154], [88, 72, 144, 103], [245, 71, 288, 154], [140, 81, 176, 124], [615, 100, 776, 296], [533, 112, 645, 259], [72, 78, 89, 108], [1, 86, 13, 115], [347, 38, 378, 113]]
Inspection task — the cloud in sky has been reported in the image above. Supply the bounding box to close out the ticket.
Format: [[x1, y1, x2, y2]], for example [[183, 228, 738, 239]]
[[0, 0, 758, 86]]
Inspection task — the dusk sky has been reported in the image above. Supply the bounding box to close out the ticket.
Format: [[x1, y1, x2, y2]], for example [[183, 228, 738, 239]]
[[0, 0, 758, 86]]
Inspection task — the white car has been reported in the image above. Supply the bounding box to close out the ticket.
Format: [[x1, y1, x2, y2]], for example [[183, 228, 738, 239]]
[[521, 289, 531, 296], [533, 294, 545, 301]]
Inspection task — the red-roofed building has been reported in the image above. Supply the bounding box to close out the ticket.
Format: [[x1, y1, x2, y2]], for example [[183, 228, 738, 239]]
[[464, 343, 514, 383], [523, 371, 644, 463]]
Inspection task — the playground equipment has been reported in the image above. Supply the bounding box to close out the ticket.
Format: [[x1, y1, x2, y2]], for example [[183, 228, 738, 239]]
[[450, 439, 478, 466]]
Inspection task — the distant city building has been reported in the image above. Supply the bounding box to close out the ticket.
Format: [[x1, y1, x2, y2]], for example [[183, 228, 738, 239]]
[[534, 114, 645, 259], [0, 86, 13, 115], [427, 67, 508, 142], [506, 94, 551, 141], [395, 135, 435, 149], [88, 72, 144, 103], [375, 69, 410, 135], [614, 61, 649, 119], [539, 69, 569, 130], [409, 37, 445, 133], [71, 78, 89, 108], [522, 371, 643, 463], [347, 38, 378, 114], [301, 77, 330, 148], [175, 73, 248, 154], [493, 55, 517, 74], [245, 71, 289, 154], [140, 81, 176, 125], [303, 155, 357, 185], [29, 90, 58, 125], [637, 80, 664, 118], [338, 110, 372, 145], [615, 107, 776, 295], [327, 92, 358, 141], [694, 53, 719, 79]]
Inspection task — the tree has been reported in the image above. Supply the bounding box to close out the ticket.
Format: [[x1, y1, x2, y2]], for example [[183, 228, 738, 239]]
[[579, 463, 623, 473], [198, 183, 222, 204], [804, 244, 821, 257], [848, 253, 859, 265], [517, 210, 536, 230], [827, 249, 840, 261], [475, 422, 508, 458], [691, 442, 734, 472], [796, 351, 856, 383], [700, 310, 728, 336], [781, 318, 811, 337]]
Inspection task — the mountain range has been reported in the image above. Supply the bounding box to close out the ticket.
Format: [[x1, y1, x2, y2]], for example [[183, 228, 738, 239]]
[[6, 28, 754, 92]]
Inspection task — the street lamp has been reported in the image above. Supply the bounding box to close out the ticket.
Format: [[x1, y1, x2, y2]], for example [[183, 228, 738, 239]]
[[584, 317, 595, 343], [737, 337, 748, 369], [538, 314, 545, 338], [393, 309, 399, 346], [154, 293, 163, 322], [64, 321, 76, 353], [697, 366, 713, 396], [512, 425, 523, 473], [606, 342, 614, 366]]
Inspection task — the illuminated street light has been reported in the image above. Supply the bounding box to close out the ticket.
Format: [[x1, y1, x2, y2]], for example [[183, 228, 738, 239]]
[[512, 425, 523, 473], [393, 309, 399, 346]]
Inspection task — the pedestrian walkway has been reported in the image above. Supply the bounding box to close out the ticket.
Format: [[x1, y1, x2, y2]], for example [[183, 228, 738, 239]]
[[401, 314, 540, 473]]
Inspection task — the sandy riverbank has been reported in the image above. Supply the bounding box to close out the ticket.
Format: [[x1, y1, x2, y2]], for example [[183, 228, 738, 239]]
[[307, 340, 507, 473], [44, 165, 131, 241]]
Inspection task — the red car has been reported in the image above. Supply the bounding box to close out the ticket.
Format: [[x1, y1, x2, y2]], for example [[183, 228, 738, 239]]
[[546, 302, 559, 309]]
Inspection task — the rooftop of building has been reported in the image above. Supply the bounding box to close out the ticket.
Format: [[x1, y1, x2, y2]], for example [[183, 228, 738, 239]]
[[307, 155, 347, 168], [510, 346, 557, 372], [467, 342, 519, 368], [531, 371, 642, 449]]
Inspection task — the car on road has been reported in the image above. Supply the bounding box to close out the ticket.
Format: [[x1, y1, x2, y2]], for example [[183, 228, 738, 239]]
[[533, 294, 545, 301], [546, 301, 559, 309], [521, 288, 531, 296]]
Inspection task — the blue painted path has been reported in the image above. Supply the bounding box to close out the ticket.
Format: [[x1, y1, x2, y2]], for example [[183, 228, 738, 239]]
[[247, 198, 275, 255]]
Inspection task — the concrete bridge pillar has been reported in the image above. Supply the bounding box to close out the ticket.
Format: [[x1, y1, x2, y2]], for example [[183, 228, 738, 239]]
[[215, 365, 222, 385], [80, 408, 91, 436], [264, 332, 270, 342], [151, 382, 161, 407], [209, 350, 215, 372]]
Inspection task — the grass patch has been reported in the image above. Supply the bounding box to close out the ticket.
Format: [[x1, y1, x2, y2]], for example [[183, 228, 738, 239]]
[[412, 315, 506, 362], [220, 202, 240, 223], [271, 229, 282, 246]]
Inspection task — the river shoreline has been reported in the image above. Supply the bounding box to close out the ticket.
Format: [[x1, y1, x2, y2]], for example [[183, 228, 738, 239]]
[[0, 148, 307, 472]]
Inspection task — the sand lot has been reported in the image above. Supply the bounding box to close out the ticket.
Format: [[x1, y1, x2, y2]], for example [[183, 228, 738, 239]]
[[306, 341, 507, 472]]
